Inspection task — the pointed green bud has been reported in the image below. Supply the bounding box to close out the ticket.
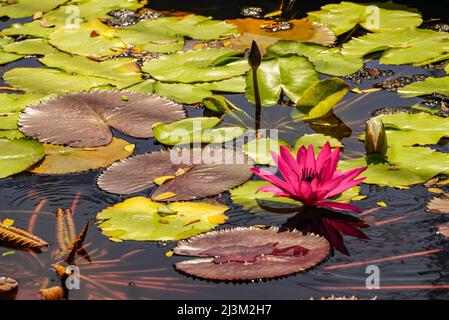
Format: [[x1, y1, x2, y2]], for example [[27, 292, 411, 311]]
[[365, 118, 388, 156]]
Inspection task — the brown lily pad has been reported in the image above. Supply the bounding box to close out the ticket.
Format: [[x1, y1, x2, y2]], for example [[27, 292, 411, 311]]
[[227, 18, 335, 54], [97, 147, 253, 200], [173, 226, 330, 281], [18, 90, 186, 148], [426, 197, 449, 214]]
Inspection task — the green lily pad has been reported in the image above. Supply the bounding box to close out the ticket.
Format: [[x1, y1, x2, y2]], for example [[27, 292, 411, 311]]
[[365, 112, 449, 146], [0, 93, 48, 113], [39, 53, 143, 88], [3, 67, 111, 93], [342, 28, 449, 65], [230, 180, 360, 214], [44, 0, 143, 26], [292, 78, 349, 120], [30, 138, 134, 174], [307, 1, 422, 35], [243, 138, 290, 165], [246, 56, 319, 106], [339, 147, 449, 187], [398, 76, 449, 97], [142, 48, 249, 83], [0, 138, 44, 179], [48, 20, 125, 57], [126, 79, 155, 94], [1, 21, 54, 38], [266, 40, 363, 76], [0, 113, 19, 130], [2, 38, 58, 55], [152, 77, 245, 104], [0, 0, 67, 18], [152, 117, 246, 145], [293, 133, 343, 150], [0, 130, 24, 140], [0, 51, 22, 65], [96, 196, 229, 241], [116, 20, 184, 53]]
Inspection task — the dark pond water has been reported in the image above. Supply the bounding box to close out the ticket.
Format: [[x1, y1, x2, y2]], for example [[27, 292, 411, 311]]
[[1, 1, 449, 300]]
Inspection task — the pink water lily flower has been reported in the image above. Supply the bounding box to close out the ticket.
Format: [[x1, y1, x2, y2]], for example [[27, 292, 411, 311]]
[[251, 142, 367, 213]]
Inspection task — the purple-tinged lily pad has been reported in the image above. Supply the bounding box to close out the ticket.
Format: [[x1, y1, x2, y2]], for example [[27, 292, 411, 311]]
[[173, 226, 330, 281], [18, 91, 186, 147], [97, 147, 253, 200]]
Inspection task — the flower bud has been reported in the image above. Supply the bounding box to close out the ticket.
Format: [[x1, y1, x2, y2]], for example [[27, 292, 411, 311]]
[[365, 118, 388, 156]]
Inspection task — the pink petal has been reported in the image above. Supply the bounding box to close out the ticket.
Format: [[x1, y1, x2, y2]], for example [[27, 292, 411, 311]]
[[305, 144, 316, 174], [320, 147, 340, 181], [251, 167, 295, 194], [324, 177, 366, 199], [320, 167, 366, 197], [316, 201, 362, 213], [296, 146, 307, 175], [315, 141, 331, 172]]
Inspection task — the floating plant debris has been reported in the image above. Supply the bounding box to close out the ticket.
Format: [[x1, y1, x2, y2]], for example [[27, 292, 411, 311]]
[[437, 222, 449, 238], [0, 277, 18, 300], [240, 7, 264, 19], [0, 220, 48, 250], [344, 68, 395, 85], [373, 74, 428, 91], [19, 91, 186, 147], [173, 227, 330, 281], [97, 147, 253, 200], [309, 295, 377, 300], [38, 286, 64, 300], [96, 196, 229, 241]]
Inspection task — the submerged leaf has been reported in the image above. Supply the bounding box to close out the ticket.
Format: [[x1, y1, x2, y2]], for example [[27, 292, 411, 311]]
[[142, 48, 249, 83], [30, 138, 134, 174], [0, 138, 44, 179], [0, 220, 48, 250], [245, 56, 319, 106], [19, 91, 186, 147], [173, 226, 330, 281], [307, 1, 422, 35], [96, 196, 229, 241], [97, 147, 253, 200]]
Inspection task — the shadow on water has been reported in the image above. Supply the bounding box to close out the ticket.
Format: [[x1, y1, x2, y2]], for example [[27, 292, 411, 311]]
[[0, 0, 449, 300]]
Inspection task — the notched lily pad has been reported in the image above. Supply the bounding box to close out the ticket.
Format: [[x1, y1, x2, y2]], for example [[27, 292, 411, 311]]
[[30, 138, 134, 174], [96, 196, 229, 241], [173, 226, 330, 281], [19, 90, 186, 147], [97, 147, 253, 201]]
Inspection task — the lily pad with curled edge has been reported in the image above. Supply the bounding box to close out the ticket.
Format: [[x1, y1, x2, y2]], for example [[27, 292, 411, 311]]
[[360, 112, 449, 146], [0, 0, 67, 18], [30, 138, 134, 175], [152, 117, 246, 145], [0, 138, 44, 179], [227, 18, 335, 54], [398, 77, 449, 97], [97, 147, 253, 200], [292, 78, 349, 121], [230, 180, 360, 214], [307, 1, 422, 36], [48, 20, 125, 57], [3, 68, 111, 94], [2, 38, 58, 56], [342, 29, 449, 65], [19, 90, 186, 147], [245, 56, 319, 106], [39, 53, 143, 89], [173, 226, 330, 281], [141, 48, 249, 83], [426, 197, 449, 214], [152, 77, 245, 104], [96, 196, 229, 242], [266, 40, 363, 76]]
